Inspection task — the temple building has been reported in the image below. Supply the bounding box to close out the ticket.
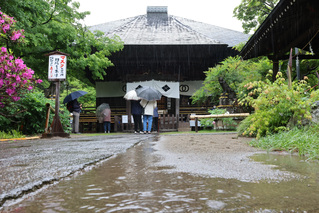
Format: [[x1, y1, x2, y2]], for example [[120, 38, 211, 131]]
[[88, 6, 250, 131]]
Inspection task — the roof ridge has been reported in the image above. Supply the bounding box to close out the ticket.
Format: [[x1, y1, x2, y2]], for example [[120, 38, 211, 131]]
[[111, 15, 145, 41], [89, 14, 249, 46], [170, 16, 221, 44]]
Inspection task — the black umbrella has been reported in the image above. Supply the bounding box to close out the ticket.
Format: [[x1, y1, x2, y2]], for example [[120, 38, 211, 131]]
[[63, 90, 88, 104], [135, 86, 162, 101]]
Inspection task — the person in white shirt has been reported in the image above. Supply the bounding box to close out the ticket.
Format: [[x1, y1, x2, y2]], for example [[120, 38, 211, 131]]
[[140, 99, 157, 134]]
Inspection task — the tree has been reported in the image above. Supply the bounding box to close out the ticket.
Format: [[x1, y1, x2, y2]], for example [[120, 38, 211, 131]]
[[233, 0, 279, 34], [191, 56, 272, 106], [0, 0, 123, 85]]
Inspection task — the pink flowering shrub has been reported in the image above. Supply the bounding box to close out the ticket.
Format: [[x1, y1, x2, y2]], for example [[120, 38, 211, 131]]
[[0, 11, 25, 41], [0, 10, 41, 107]]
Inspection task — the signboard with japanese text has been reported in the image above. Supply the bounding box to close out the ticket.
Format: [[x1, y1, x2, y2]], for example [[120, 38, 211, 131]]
[[48, 54, 67, 80]]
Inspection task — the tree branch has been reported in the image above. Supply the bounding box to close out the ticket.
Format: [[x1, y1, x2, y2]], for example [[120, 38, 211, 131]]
[[32, 0, 56, 28]]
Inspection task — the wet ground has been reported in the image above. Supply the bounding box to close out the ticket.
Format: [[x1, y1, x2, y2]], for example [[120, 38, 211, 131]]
[[1, 133, 319, 212], [0, 134, 151, 208]]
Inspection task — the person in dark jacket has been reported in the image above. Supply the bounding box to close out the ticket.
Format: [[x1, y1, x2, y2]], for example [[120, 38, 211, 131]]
[[153, 106, 159, 132], [131, 100, 143, 133], [70, 98, 82, 134]]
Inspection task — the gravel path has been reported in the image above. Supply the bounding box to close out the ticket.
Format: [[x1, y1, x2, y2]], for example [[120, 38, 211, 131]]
[[153, 133, 298, 182]]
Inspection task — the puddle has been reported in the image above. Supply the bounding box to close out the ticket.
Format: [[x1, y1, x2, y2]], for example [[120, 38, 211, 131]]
[[2, 139, 319, 212]]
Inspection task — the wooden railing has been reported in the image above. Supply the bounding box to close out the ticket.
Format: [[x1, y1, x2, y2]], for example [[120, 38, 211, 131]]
[[190, 113, 250, 132], [79, 107, 126, 133], [77, 106, 225, 133]]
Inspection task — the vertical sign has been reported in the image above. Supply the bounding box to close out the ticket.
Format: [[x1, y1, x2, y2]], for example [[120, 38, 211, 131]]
[[48, 55, 67, 80]]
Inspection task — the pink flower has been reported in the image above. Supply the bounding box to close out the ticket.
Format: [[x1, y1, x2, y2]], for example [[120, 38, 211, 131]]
[[11, 30, 24, 41], [1, 47, 7, 53], [27, 86, 33, 91], [36, 79, 43, 84], [15, 58, 26, 69], [12, 96, 20, 101], [2, 24, 10, 33], [6, 88, 15, 96], [15, 75, 21, 83], [28, 69, 34, 75]]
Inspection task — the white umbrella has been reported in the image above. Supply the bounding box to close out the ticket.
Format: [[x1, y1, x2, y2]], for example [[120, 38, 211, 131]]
[[124, 90, 141, 100]]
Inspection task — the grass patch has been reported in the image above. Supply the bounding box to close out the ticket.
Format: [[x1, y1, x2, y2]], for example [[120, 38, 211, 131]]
[[0, 130, 25, 139], [249, 124, 319, 160]]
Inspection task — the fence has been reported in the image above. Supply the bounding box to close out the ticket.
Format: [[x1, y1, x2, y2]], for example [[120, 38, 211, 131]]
[[190, 113, 250, 132]]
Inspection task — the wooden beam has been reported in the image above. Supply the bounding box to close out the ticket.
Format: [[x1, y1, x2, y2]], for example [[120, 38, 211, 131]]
[[190, 113, 250, 120]]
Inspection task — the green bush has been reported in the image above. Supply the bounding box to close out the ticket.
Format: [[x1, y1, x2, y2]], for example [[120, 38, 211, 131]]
[[0, 91, 71, 136], [238, 71, 319, 138]]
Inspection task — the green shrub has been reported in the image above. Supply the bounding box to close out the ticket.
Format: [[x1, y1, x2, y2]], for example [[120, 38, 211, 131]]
[[238, 72, 319, 138], [0, 91, 71, 136], [0, 130, 25, 139]]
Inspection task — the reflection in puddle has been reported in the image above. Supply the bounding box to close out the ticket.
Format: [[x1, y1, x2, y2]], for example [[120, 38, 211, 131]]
[[3, 140, 319, 212]]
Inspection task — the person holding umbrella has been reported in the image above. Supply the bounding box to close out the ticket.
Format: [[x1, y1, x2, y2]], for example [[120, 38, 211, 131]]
[[140, 99, 157, 134], [135, 86, 162, 134], [123, 89, 143, 134], [67, 98, 82, 134], [64, 90, 87, 134], [153, 106, 159, 133], [131, 100, 143, 134], [96, 103, 111, 133]]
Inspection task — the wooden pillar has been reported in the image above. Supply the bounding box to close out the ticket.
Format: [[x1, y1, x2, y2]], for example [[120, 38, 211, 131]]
[[195, 117, 198, 133], [272, 59, 279, 82], [114, 116, 118, 132], [42, 81, 69, 138], [127, 101, 132, 131], [175, 98, 180, 130]]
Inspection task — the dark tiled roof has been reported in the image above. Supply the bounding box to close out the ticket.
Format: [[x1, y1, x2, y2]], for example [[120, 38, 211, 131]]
[[89, 14, 250, 47], [240, 0, 319, 59]]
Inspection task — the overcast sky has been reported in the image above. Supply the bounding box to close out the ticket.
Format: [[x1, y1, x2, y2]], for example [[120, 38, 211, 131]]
[[76, 0, 244, 32]]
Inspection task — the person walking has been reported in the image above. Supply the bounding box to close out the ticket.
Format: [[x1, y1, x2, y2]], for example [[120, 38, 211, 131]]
[[131, 100, 143, 134], [140, 99, 157, 134], [153, 106, 159, 133], [68, 98, 82, 134]]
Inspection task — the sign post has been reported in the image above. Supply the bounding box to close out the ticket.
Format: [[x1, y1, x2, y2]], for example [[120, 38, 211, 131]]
[[42, 51, 70, 138]]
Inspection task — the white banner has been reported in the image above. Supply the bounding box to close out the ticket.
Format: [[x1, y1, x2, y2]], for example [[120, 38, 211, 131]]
[[179, 81, 204, 96], [96, 80, 203, 98], [127, 80, 180, 99]]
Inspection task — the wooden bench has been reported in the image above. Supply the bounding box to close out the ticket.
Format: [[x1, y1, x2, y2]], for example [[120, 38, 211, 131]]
[[79, 112, 125, 133]]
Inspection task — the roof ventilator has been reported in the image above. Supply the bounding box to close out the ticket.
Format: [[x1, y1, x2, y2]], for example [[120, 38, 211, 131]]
[[147, 6, 168, 26]]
